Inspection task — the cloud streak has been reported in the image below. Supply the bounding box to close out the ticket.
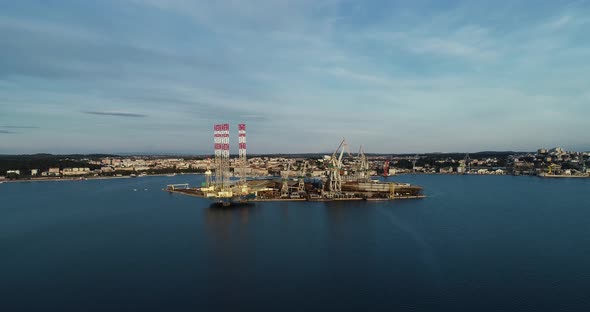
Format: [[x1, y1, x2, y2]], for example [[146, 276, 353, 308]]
[[0, 126, 40, 129], [240, 115, 267, 121], [84, 111, 147, 118]]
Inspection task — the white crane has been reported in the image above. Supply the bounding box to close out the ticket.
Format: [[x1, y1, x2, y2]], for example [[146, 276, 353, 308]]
[[297, 161, 307, 194], [281, 161, 292, 197], [327, 138, 349, 194], [353, 146, 369, 181]]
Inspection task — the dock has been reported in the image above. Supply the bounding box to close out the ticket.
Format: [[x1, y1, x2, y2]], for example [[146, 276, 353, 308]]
[[166, 178, 425, 204]]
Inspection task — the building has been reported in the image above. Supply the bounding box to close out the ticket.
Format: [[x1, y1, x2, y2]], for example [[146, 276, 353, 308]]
[[100, 167, 114, 173], [48, 168, 60, 176], [62, 168, 91, 176], [6, 170, 20, 175], [550, 147, 565, 156], [439, 167, 453, 174], [31, 169, 39, 176]]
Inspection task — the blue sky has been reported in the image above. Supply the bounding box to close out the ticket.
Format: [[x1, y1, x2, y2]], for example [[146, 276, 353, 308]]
[[1, 0, 589, 154]]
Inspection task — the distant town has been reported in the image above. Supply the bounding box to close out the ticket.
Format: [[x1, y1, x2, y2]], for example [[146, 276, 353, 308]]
[[1, 147, 589, 182]]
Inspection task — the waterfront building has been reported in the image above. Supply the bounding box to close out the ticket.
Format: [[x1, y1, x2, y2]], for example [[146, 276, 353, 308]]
[[439, 167, 453, 174], [48, 168, 60, 176], [62, 168, 91, 176], [100, 167, 114, 173]]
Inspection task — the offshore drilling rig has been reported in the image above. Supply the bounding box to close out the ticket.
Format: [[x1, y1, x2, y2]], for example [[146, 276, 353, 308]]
[[195, 123, 255, 205], [167, 125, 424, 205]]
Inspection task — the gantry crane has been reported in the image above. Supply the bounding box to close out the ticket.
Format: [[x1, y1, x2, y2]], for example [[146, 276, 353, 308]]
[[354, 146, 369, 181], [327, 138, 350, 194], [281, 161, 292, 197], [297, 161, 307, 194]]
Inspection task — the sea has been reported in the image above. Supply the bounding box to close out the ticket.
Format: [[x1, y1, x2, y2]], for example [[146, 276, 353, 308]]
[[2, 174, 590, 311]]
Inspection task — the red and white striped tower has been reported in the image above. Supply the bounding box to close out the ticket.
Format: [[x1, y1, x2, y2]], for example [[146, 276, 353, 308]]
[[213, 123, 230, 190], [238, 124, 247, 184], [221, 123, 230, 189], [213, 124, 223, 188]]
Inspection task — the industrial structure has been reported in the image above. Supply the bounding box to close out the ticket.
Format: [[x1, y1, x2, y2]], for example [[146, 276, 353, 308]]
[[167, 124, 424, 205]]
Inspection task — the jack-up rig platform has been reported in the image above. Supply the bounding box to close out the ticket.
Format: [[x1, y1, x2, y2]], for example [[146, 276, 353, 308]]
[[165, 123, 424, 206]]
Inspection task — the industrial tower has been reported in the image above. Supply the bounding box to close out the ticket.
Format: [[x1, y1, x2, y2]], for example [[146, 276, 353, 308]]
[[213, 124, 231, 193], [238, 123, 247, 185]]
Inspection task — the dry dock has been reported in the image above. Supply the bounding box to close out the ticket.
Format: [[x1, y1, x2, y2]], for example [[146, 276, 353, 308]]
[[166, 178, 425, 203]]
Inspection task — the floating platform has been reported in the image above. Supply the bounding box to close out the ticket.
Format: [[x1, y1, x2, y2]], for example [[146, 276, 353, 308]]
[[166, 178, 425, 203]]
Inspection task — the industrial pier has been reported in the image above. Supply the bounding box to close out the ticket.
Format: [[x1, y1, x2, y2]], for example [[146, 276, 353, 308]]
[[165, 123, 424, 206], [168, 178, 425, 204]]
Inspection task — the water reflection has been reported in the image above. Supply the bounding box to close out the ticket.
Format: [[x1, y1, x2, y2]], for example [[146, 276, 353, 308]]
[[322, 200, 371, 225], [204, 204, 256, 241], [322, 201, 375, 244], [279, 202, 290, 223], [323, 201, 349, 225]]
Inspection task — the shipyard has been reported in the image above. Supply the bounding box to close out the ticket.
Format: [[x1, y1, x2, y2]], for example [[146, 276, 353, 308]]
[[165, 123, 424, 205]]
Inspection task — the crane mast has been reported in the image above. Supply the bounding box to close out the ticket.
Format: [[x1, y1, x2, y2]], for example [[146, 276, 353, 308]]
[[298, 161, 307, 194], [281, 161, 292, 197], [327, 138, 347, 194]]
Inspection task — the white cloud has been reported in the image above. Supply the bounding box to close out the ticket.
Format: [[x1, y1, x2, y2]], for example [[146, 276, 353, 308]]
[[0, 15, 105, 41], [548, 15, 572, 29]]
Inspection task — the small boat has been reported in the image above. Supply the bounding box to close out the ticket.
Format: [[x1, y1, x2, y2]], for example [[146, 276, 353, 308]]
[[166, 173, 176, 177]]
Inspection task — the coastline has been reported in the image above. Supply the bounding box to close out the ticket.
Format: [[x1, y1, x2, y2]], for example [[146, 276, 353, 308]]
[[1, 173, 202, 183], [3, 172, 589, 184]]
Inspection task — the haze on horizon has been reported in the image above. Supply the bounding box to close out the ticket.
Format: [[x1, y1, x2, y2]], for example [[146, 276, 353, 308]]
[[1, 0, 589, 155]]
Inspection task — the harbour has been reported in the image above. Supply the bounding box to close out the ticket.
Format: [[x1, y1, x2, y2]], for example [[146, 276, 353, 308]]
[[165, 126, 425, 205]]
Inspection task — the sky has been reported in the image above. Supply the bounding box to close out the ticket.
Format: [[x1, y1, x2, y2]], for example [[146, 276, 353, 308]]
[[1, 0, 589, 154]]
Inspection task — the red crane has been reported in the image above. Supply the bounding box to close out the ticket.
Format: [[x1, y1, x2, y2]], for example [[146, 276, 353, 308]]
[[383, 160, 390, 177]]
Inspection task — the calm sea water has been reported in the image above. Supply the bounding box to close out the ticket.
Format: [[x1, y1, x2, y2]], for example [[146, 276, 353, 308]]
[[2, 174, 590, 311]]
